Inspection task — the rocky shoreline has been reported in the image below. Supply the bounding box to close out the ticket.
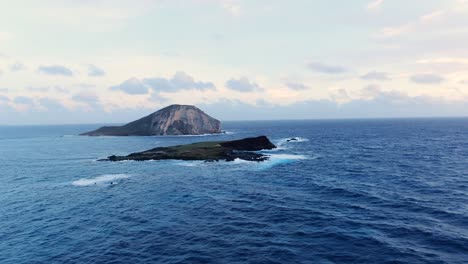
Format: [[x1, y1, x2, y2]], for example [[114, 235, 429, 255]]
[[101, 136, 276, 162]]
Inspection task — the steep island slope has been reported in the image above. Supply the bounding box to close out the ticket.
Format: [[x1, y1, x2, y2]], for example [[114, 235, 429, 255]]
[[81, 104, 221, 136]]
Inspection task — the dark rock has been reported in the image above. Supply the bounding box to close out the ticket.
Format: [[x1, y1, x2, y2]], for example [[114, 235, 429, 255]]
[[102, 136, 276, 162], [220, 136, 276, 151], [81, 104, 221, 136]]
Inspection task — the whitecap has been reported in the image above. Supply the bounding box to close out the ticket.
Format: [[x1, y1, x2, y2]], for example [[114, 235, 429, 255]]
[[174, 153, 309, 169], [268, 153, 308, 160], [175, 161, 205, 167], [255, 153, 308, 169], [220, 154, 308, 170], [267, 153, 308, 162], [72, 174, 132, 186], [232, 158, 252, 164], [262, 146, 288, 152]]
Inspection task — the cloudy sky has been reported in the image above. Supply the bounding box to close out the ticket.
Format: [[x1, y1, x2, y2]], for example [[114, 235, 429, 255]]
[[0, 0, 467, 124]]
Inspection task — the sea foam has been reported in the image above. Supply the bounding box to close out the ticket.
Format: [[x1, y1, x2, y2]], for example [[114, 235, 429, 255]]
[[227, 153, 308, 170], [255, 154, 308, 170], [72, 174, 132, 186]]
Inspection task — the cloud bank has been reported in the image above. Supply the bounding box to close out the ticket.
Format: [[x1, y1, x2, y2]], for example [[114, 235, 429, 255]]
[[143, 72, 215, 93], [38, 65, 73, 76], [226, 77, 262, 92], [285, 82, 309, 90], [361, 71, 390, 81], [410, 74, 445, 84], [88, 65, 105, 77], [110, 78, 149, 95], [307, 62, 348, 74]]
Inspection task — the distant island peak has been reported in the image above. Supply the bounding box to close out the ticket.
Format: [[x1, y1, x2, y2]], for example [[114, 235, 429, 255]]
[[80, 104, 221, 136]]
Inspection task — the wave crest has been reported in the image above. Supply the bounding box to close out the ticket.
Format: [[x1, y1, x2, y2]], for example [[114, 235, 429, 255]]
[[72, 174, 132, 186]]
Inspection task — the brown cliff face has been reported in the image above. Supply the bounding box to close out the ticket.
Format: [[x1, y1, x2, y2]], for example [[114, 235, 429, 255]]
[[80, 105, 221, 136]]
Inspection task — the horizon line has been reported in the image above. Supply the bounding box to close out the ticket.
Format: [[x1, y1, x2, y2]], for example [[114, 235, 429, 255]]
[[0, 115, 467, 127]]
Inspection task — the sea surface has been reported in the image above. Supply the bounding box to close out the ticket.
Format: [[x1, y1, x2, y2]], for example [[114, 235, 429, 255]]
[[0, 118, 467, 264]]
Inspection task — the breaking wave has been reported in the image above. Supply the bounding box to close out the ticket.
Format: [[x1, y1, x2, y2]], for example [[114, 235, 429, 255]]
[[72, 174, 132, 186]]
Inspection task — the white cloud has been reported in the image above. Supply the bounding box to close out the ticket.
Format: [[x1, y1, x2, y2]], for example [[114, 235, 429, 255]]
[[26, 86, 50, 92], [375, 0, 468, 40], [71, 91, 101, 109], [0, 31, 13, 42], [38, 65, 74, 76], [420, 10, 445, 23], [330, 89, 350, 103], [367, 0, 384, 10], [38, 97, 67, 111], [361, 71, 391, 81], [285, 82, 309, 90], [143, 72, 215, 93], [0, 1, 467, 123], [36, 0, 162, 32], [226, 77, 262, 92], [378, 24, 413, 38], [410, 74, 445, 84], [14, 96, 35, 105], [10, 62, 25, 72], [221, 0, 242, 16], [455, 0, 468, 11], [307, 62, 348, 74], [149, 92, 167, 103], [108, 72, 215, 99], [88, 65, 105, 77], [0, 95, 9, 102], [110, 77, 149, 95], [417, 57, 468, 65], [200, 92, 468, 121]]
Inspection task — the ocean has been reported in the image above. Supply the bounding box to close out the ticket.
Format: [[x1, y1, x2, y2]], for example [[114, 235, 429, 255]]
[[0, 118, 467, 264]]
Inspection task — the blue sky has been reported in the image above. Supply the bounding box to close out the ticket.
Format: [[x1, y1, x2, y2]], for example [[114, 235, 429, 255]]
[[0, 0, 467, 124]]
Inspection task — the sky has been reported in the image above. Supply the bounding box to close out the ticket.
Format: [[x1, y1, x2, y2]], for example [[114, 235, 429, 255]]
[[0, 0, 467, 124]]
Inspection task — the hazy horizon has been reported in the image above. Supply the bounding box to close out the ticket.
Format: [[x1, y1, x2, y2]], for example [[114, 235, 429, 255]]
[[0, 110, 467, 127], [1, 0, 468, 125]]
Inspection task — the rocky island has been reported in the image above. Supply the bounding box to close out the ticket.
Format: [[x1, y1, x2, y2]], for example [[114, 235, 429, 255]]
[[102, 136, 276, 162], [81, 104, 221, 136]]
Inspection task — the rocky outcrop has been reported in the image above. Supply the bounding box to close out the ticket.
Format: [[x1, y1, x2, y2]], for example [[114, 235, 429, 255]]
[[101, 136, 276, 162], [81, 105, 221, 136], [220, 136, 276, 151]]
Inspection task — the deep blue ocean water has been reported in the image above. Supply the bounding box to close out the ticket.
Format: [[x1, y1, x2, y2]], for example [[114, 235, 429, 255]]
[[0, 118, 467, 264]]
